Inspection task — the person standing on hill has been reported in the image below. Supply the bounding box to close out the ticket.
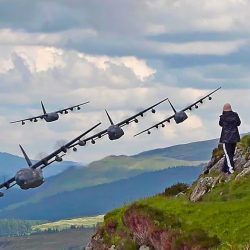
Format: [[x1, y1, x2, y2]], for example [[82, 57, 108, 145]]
[[219, 103, 241, 174]]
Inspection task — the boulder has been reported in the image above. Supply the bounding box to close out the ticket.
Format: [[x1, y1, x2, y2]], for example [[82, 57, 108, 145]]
[[190, 176, 219, 202]]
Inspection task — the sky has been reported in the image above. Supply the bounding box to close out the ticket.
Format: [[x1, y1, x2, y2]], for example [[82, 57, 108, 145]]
[[0, 0, 250, 163]]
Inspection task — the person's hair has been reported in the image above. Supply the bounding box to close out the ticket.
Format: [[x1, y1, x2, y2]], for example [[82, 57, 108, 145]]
[[223, 103, 232, 112]]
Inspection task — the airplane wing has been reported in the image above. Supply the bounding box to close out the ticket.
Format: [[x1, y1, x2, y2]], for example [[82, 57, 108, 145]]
[[10, 114, 46, 124], [117, 97, 169, 127], [31, 122, 101, 170], [181, 87, 221, 112], [68, 129, 108, 149], [0, 177, 16, 190], [55, 101, 90, 114], [0, 122, 101, 192], [68, 98, 168, 148], [134, 87, 221, 137], [134, 114, 175, 137]]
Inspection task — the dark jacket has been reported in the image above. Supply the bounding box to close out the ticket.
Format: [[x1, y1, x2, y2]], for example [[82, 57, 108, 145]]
[[219, 111, 241, 143]]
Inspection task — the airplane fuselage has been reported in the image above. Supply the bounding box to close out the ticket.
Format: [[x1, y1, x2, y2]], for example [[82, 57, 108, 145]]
[[44, 112, 59, 122], [174, 111, 188, 124], [15, 168, 44, 190], [107, 125, 124, 140]]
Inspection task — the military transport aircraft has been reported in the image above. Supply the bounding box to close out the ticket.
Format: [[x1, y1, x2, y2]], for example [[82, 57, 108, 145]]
[[0, 122, 101, 197], [134, 87, 221, 137], [67, 98, 168, 150], [10, 101, 90, 125]]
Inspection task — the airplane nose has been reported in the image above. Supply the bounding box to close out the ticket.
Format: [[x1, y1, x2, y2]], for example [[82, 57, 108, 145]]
[[16, 177, 26, 186]]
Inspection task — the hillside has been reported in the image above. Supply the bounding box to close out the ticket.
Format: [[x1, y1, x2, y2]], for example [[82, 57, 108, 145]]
[[0, 155, 202, 213], [32, 215, 104, 232], [135, 138, 218, 160], [0, 139, 216, 220], [87, 137, 250, 249], [0, 166, 202, 220]]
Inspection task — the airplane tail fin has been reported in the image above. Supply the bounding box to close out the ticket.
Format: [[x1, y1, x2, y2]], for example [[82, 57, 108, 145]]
[[105, 109, 114, 125], [168, 99, 177, 114], [19, 144, 33, 167], [41, 101, 47, 115]]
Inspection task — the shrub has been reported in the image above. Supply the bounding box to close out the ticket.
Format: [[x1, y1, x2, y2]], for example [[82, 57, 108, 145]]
[[164, 183, 189, 197], [175, 228, 220, 249], [212, 144, 224, 163], [239, 135, 250, 154]]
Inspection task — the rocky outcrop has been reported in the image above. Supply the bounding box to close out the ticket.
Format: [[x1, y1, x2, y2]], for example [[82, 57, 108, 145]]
[[86, 204, 220, 250], [190, 176, 219, 202], [190, 146, 250, 202], [86, 141, 250, 249]]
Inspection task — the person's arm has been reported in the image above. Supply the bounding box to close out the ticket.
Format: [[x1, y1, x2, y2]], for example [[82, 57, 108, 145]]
[[235, 113, 241, 126], [219, 115, 223, 127]]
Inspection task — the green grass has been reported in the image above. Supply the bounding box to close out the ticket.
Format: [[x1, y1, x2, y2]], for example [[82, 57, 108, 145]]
[[32, 215, 104, 232], [103, 174, 250, 249], [46, 155, 202, 194]]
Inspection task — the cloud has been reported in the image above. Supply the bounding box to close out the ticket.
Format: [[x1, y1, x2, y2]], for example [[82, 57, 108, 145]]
[[0, 1, 250, 163]]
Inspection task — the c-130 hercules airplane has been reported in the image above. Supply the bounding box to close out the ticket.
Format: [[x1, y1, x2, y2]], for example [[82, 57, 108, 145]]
[[0, 123, 101, 197], [10, 101, 89, 125], [134, 87, 221, 137], [66, 97, 168, 151]]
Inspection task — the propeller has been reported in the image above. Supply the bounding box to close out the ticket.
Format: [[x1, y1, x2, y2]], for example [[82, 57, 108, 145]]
[[78, 140, 86, 146], [36, 152, 48, 161], [55, 155, 63, 162], [54, 140, 69, 151]]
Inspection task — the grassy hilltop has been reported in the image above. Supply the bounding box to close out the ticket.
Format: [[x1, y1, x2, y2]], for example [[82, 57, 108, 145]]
[[102, 175, 250, 249], [91, 137, 250, 249]]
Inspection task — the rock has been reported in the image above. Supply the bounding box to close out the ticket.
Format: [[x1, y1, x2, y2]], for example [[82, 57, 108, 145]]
[[235, 166, 250, 180], [175, 192, 186, 198], [139, 245, 150, 250], [190, 176, 219, 202], [85, 232, 109, 250]]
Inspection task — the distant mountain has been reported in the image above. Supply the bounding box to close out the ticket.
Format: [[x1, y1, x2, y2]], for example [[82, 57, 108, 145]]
[[0, 166, 203, 220], [0, 152, 82, 180], [0, 155, 201, 210], [134, 138, 219, 161], [0, 138, 217, 220]]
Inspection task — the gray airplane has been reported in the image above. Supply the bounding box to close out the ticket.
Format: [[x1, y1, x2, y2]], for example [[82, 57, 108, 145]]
[[0, 122, 101, 197], [134, 87, 221, 137], [67, 98, 168, 150], [10, 101, 89, 125]]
